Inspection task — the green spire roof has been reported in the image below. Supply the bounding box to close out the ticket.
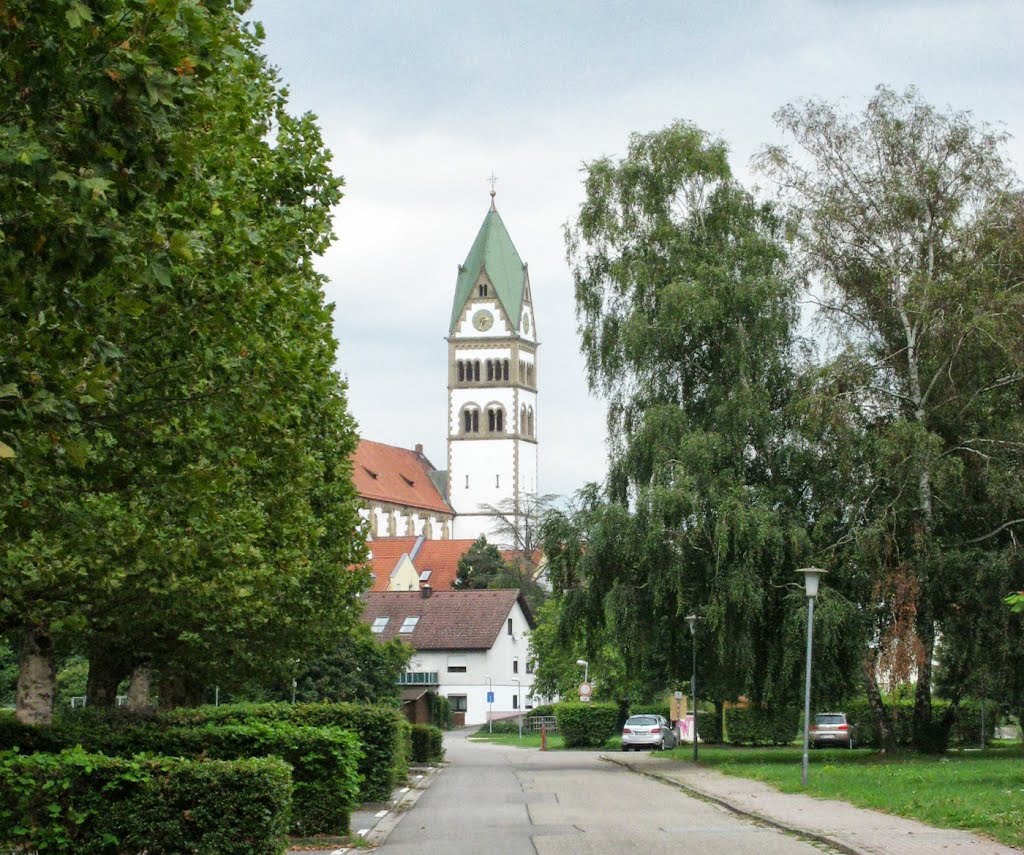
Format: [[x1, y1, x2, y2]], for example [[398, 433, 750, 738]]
[[449, 205, 527, 334]]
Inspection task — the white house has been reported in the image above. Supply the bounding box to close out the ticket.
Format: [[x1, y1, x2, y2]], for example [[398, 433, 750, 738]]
[[361, 588, 536, 727]]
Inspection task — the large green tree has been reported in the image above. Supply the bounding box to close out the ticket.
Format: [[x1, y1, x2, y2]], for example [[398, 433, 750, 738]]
[[757, 86, 1024, 746], [555, 120, 862, 714], [1, 0, 367, 722]]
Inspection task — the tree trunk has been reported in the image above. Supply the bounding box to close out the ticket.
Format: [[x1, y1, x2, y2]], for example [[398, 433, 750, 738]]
[[912, 605, 936, 750], [158, 673, 206, 709], [15, 625, 56, 725], [126, 664, 153, 712], [86, 651, 128, 709], [863, 648, 893, 752]]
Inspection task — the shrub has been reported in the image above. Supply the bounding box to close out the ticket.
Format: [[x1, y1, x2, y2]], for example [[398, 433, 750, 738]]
[[428, 692, 453, 729], [529, 703, 557, 718], [841, 697, 998, 749], [0, 747, 291, 854], [556, 702, 618, 748], [410, 724, 445, 763], [481, 718, 521, 735], [153, 702, 404, 803], [726, 706, 800, 745], [695, 709, 723, 743]]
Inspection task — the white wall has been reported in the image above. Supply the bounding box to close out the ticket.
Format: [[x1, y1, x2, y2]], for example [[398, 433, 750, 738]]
[[404, 599, 536, 726]]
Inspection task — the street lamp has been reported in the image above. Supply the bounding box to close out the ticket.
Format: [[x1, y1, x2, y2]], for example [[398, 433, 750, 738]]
[[486, 674, 493, 734], [797, 567, 827, 788], [514, 678, 522, 740], [576, 659, 589, 684], [685, 614, 700, 762]]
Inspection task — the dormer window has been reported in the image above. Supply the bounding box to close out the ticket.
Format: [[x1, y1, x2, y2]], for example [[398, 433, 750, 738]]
[[400, 616, 420, 633], [371, 617, 389, 634]]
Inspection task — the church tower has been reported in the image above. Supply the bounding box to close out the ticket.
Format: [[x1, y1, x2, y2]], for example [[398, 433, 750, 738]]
[[447, 192, 538, 542]]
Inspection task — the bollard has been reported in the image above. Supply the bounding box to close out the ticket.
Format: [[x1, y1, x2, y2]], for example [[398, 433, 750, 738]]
[[541, 724, 547, 751]]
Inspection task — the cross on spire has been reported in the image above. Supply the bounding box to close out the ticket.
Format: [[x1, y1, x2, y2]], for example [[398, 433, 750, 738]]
[[487, 171, 498, 210]]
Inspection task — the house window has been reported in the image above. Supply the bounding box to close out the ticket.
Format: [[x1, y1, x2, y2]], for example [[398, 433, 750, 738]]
[[465, 475, 469, 489], [371, 617, 389, 634], [513, 659, 519, 674], [512, 694, 519, 710], [507, 618, 513, 636], [449, 694, 468, 712], [447, 655, 467, 673], [419, 570, 432, 583], [399, 616, 419, 633], [495, 474, 500, 488]]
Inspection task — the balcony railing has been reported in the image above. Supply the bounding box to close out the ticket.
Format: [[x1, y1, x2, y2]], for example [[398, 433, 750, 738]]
[[397, 671, 439, 686]]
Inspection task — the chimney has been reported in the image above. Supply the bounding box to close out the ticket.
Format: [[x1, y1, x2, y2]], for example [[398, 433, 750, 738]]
[[421, 583, 432, 599], [415, 443, 423, 455]]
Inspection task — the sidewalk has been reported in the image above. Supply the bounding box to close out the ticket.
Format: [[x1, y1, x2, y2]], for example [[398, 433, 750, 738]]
[[288, 765, 440, 855], [604, 752, 1019, 854]]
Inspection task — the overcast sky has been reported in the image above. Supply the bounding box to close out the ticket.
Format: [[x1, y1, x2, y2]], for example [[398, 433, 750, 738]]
[[250, 0, 1023, 501]]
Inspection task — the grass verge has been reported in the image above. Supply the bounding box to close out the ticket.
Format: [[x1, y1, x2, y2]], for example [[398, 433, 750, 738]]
[[469, 730, 622, 751], [661, 743, 1024, 849]]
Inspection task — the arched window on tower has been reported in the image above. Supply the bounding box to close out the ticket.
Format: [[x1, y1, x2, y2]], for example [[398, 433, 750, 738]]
[[478, 282, 489, 297], [457, 361, 465, 382], [502, 360, 509, 381], [486, 360, 494, 382], [527, 406, 534, 437], [520, 404, 527, 434], [463, 406, 481, 434], [473, 361, 481, 382], [487, 406, 505, 433]]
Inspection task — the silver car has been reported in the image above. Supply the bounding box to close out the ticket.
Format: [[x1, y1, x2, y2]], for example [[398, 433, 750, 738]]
[[621, 714, 678, 751], [810, 712, 858, 749]]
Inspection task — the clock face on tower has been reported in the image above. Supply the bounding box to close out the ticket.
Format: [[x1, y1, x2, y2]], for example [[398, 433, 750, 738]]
[[472, 310, 494, 332]]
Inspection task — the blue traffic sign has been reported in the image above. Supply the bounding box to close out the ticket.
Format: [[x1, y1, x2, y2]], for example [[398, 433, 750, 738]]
[[487, 691, 495, 703]]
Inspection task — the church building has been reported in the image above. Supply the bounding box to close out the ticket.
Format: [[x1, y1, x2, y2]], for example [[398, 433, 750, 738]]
[[353, 190, 539, 546]]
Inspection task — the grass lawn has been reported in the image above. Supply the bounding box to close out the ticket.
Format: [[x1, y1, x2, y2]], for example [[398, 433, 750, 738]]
[[662, 743, 1024, 849], [469, 730, 624, 751]]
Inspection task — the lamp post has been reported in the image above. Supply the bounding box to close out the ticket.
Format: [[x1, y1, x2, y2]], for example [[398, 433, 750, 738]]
[[797, 567, 827, 788], [685, 614, 700, 762], [576, 659, 589, 684], [514, 678, 522, 740], [486, 674, 493, 734]]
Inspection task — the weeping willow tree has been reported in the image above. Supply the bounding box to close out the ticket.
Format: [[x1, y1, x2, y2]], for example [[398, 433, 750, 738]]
[[550, 121, 864, 714]]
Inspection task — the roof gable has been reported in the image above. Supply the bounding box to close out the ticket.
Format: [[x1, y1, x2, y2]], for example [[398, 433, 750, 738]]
[[449, 206, 528, 335]]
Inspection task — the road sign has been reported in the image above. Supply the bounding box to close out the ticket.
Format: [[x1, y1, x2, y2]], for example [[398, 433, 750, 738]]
[[578, 682, 592, 697], [487, 691, 494, 703], [579, 695, 591, 702]]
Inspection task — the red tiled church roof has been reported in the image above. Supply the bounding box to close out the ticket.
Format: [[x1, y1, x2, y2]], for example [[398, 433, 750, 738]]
[[366, 536, 420, 591], [361, 590, 532, 649], [352, 440, 452, 515]]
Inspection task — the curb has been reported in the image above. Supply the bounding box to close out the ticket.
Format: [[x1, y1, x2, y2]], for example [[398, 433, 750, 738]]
[[363, 764, 442, 848], [602, 755, 862, 855]]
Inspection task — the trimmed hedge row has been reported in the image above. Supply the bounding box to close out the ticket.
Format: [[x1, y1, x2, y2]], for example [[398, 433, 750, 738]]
[[154, 702, 406, 802], [725, 706, 801, 746], [410, 724, 445, 763], [0, 747, 291, 854], [842, 697, 998, 749], [0, 713, 360, 834], [695, 710, 723, 743], [556, 702, 619, 748]]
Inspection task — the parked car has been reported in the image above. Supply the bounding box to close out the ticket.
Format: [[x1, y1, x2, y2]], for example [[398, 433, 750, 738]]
[[621, 714, 678, 751], [810, 712, 858, 749]]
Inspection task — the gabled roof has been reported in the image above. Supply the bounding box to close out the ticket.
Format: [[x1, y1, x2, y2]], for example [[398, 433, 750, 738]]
[[352, 440, 453, 515], [367, 536, 421, 591], [362, 590, 534, 650], [449, 205, 528, 334]]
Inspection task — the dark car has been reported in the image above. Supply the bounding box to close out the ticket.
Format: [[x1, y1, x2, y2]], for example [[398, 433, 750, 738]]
[[810, 712, 858, 748]]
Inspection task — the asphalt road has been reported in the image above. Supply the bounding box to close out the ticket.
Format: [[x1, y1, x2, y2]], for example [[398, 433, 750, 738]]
[[378, 729, 832, 854]]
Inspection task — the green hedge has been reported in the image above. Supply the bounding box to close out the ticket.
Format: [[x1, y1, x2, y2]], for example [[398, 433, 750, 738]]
[[153, 702, 405, 803], [696, 709, 723, 744], [0, 713, 360, 834], [410, 724, 445, 763], [726, 706, 800, 745], [842, 697, 998, 749], [0, 747, 291, 854], [428, 693, 453, 729], [556, 702, 619, 748]]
